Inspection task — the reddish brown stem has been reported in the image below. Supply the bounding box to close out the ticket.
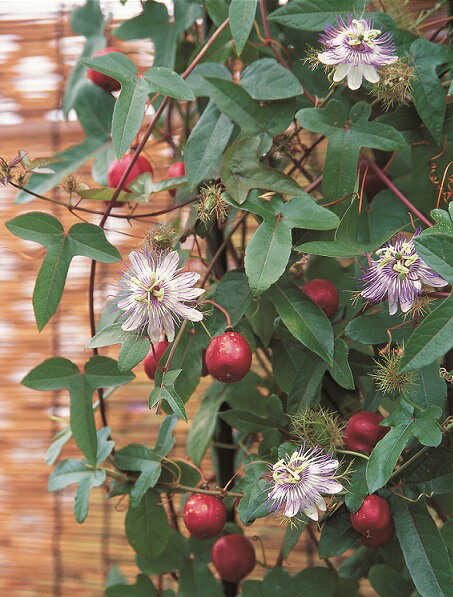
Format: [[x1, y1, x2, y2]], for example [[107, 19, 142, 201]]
[[202, 299, 232, 328], [367, 161, 432, 228]]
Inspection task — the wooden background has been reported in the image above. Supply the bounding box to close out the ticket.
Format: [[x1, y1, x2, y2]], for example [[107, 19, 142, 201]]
[[0, 1, 444, 595]]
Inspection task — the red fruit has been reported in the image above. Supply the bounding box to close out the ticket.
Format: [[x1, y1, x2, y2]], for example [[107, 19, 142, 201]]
[[205, 332, 252, 383], [351, 495, 392, 534], [360, 520, 395, 548], [201, 348, 209, 377], [86, 47, 122, 92], [107, 154, 154, 193], [301, 279, 339, 318], [211, 534, 256, 582], [343, 411, 390, 454], [183, 494, 227, 540], [166, 162, 185, 197], [143, 340, 169, 380]]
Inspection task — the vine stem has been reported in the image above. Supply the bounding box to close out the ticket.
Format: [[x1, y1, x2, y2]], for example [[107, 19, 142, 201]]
[[390, 421, 453, 481], [336, 448, 370, 460], [87, 17, 231, 429], [258, 0, 316, 106], [158, 481, 243, 498], [201, 299, 232, 328], [366, 161, 432, 227]]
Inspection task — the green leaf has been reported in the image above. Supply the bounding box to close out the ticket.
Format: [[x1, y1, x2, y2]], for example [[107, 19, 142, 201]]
[[268, 0, 363, 31], [22, 357, 80, 390], [63, 0, 106, 116], [402, 446, 453, 495], [411, 38, 453, 144], [399, 292, 453, 373], [112, 76, 149, 158], [86, 323, 129, 348], [296, 100, 406, 201], [106, 574, 157, 597], [48, 454, 106, 523], [68, 223, 121, 262], [81, 51, 137, 81], [319, 505, 359, 558], [23, 356, 133, 466], [229, 0, 258, 55], [6, 214, 120, 330], [287, 351, 327, 411], [125, 489, 170, 559], [187, 386, 225, 466], [118, 335, 150, 372], [115, 444, 162, 507], [84, 355, 135, 388], [143, 66, 195, 101], [368, 564, 414, 597], [184, 101, 234, 189], [412, 406, 443, 447], [245, 213, 292, 296], [414, 234, 453, 285], [366, 422, 414, 493], [136, 529, 189, 575], [154, 414, 178, 457], [243, 191, 339, 295], [297, 195, 404, 258], [292, 567, 337, 595], [204, 77, 296, 137], [73, 82, 116, 139], [281, 523, 306, 559], [390, 494, 453, 597], [149, 370, 187, 421], [235, 459, 272, 525], [241, 58, 303, 100], [179, 557, 223, 597], [328, 338, 354, 390], [412, 362, 447, 411], [15, 137, 109, 204], [154, 327, 206, 402], [267, 282, 334, 365], [345, 310, 408, 345], [48, 458, 105, 491], [222, 137, 303, 204], [425, 205, 453, 237]]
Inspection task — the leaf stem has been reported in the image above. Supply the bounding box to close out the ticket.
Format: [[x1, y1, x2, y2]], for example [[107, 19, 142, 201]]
[[366, 161, 432, 227], [201, 299, 233, 328], [336, 448, 370, 460]]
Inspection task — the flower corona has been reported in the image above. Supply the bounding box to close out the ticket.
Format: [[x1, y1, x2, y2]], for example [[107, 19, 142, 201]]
[[317, 17, 397, 90], [115, 249, 204, 342]]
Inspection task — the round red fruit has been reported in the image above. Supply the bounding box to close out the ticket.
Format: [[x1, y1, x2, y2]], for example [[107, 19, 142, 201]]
[[360, 520, 395, 548], [143, 340, 169, 380], [107, 154, 153, 193], [343, 411, 390, 454], [301, 279, 339, 318], [86, 47, 122, 92], [166, 162, 185, 197], [183, 494, 227, 540], [205, 332, 252, 383], [211, 534, 256, 582], [351, 495, 392, 534], [201, 348, 209, 377]]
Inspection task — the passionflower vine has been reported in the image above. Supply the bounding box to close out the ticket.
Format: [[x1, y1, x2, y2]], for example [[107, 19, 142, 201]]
[[318, 17, 397, 90], [115, 248, 204, 342], [360, 232, 447, 315], [267, 445, 344, 520]]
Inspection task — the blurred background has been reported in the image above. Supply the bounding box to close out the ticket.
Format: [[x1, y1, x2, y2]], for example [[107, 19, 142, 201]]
[[0, 1, 446, 595]]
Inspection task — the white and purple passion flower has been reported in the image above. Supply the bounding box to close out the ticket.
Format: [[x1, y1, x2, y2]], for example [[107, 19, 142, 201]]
[[114, 248, 204, 342], [267, 445, 344, 520], [360, 231, 448, 315], [318, 16, 397, 90]]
